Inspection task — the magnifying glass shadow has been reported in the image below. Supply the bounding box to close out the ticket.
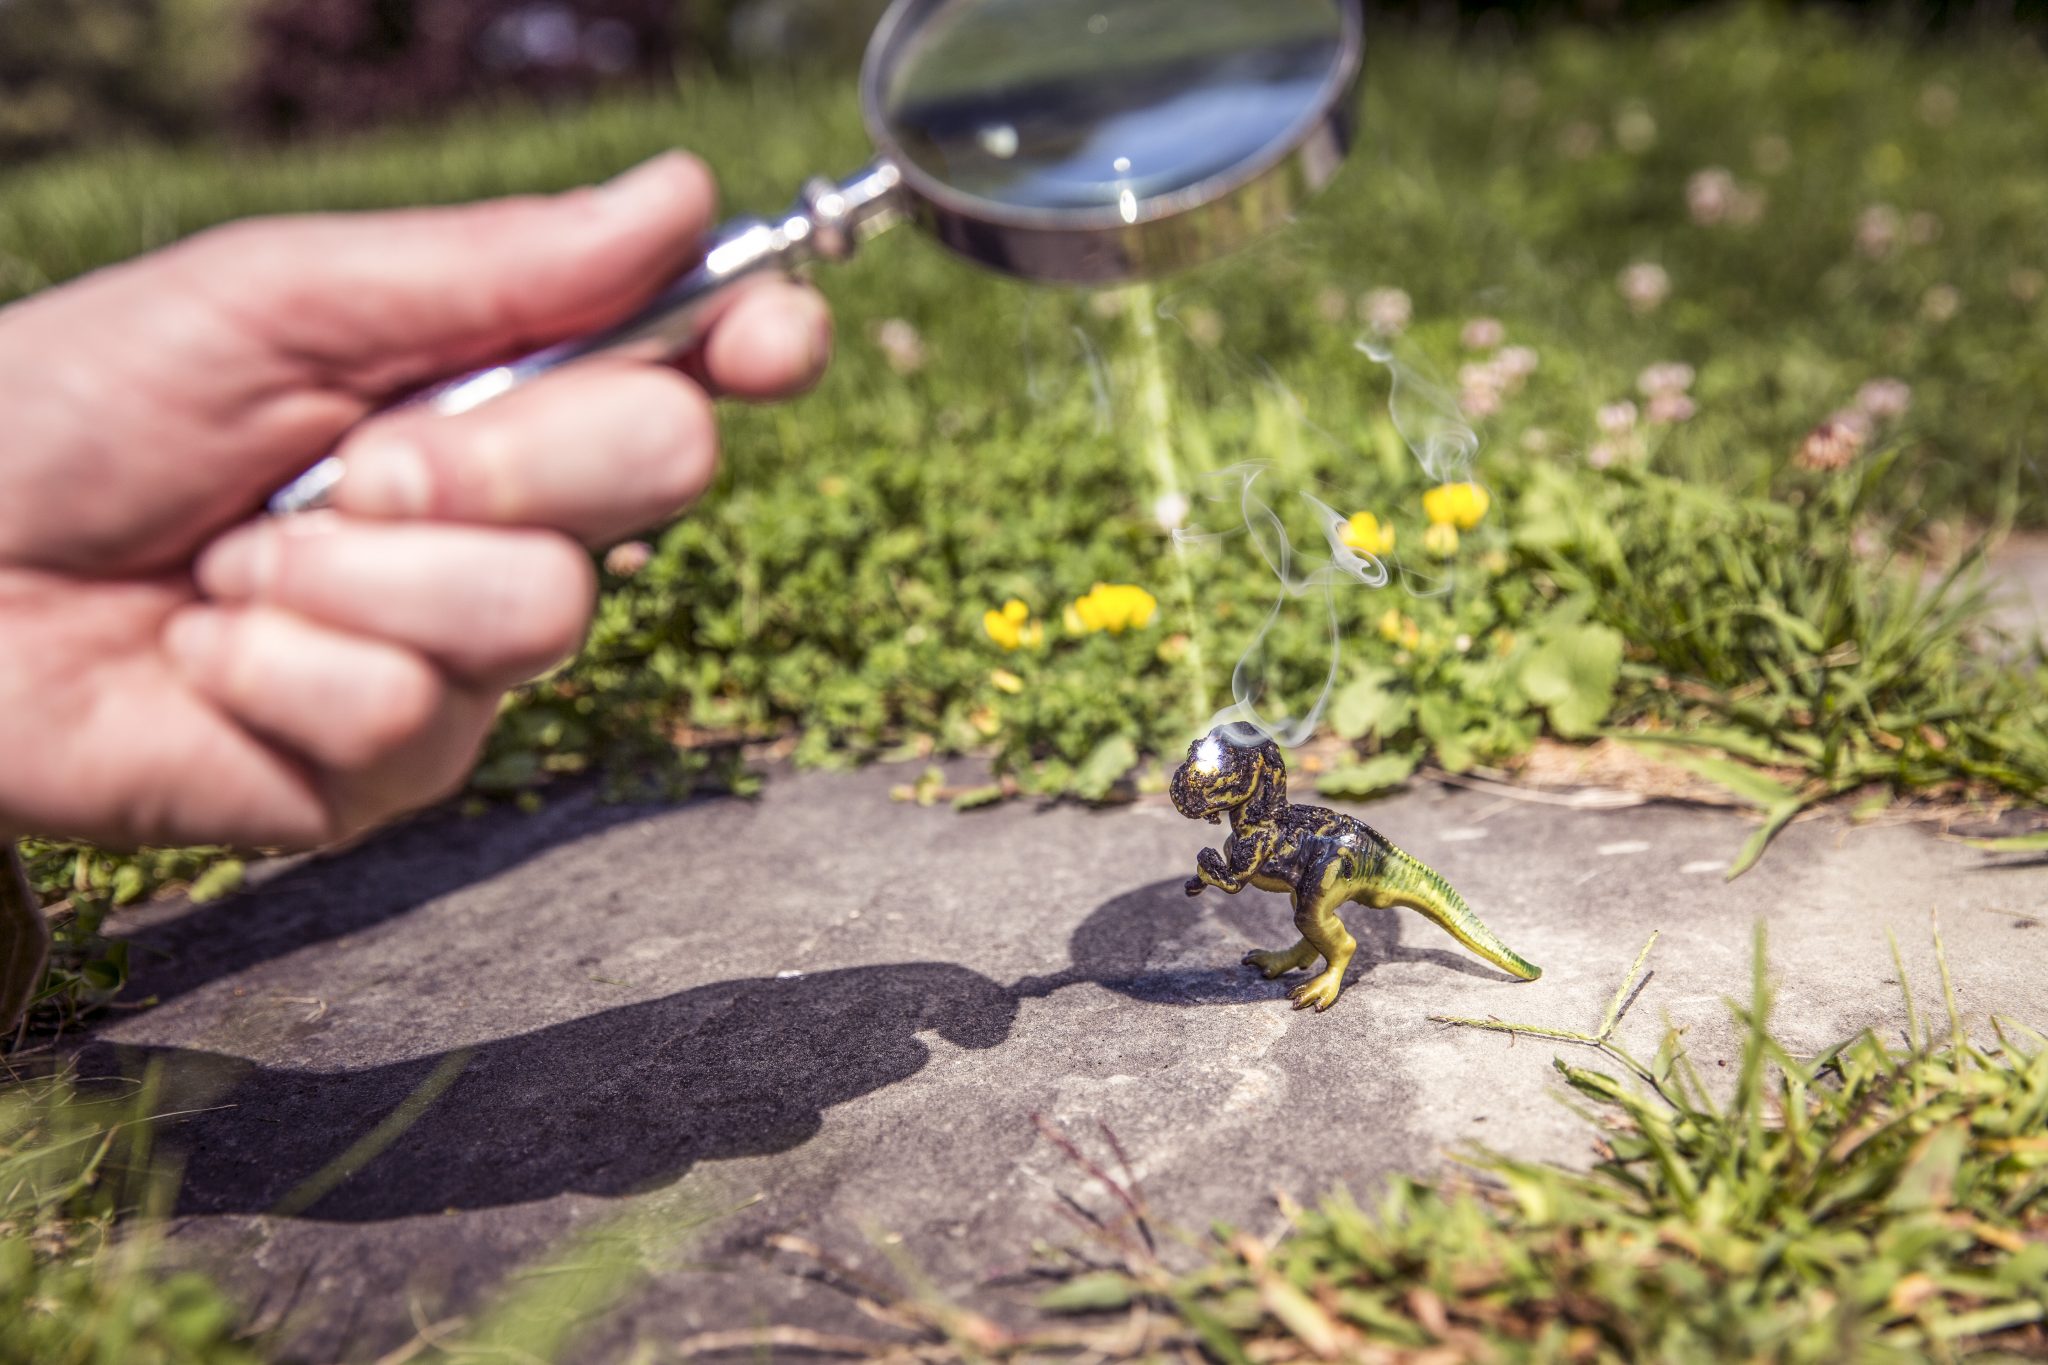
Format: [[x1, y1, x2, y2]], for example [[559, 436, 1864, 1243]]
[[96, 876, 1500, 1222]]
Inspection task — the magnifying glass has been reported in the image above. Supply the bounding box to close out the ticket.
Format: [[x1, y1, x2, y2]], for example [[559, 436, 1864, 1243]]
[[270, 0, 1365, 514]]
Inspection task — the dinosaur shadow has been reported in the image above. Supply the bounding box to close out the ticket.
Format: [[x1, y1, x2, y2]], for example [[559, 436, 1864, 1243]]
[[103, 872, 1515, 1222], [1021, 876, 1523, 1005]]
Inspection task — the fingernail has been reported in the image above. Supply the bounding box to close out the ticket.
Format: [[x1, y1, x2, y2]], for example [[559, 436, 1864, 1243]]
[[197, 527, 276, 600], [597, 152, 691, 215], [344, 439, 431, 517], [163, 609, 228, 677]]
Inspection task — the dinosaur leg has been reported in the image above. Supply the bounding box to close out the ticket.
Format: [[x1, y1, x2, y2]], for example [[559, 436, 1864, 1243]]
[[1242, 937, 1318, 979], [1286, 871, 1357, 1013]]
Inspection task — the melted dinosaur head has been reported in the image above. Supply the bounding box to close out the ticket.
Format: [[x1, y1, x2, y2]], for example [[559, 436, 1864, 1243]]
[[1169, 727, 1286, 824]]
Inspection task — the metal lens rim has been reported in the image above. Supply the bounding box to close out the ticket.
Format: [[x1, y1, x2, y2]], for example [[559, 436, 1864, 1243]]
[[858, 0, 1365, 234]]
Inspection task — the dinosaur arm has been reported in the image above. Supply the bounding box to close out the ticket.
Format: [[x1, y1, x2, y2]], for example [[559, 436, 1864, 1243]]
[[1186, 827, 1278, 895]]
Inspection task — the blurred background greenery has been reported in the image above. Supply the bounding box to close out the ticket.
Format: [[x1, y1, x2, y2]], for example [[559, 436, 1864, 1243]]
[[7, 0, 2048, 159]]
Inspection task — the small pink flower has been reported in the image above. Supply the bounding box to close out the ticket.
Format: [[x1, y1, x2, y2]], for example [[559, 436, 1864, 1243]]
[[604, 540, 654, 577], [1460, 387, 1502, 419], [1495, 345, 1540, 380], [872, 318, 926, 374], [1857, 204, 1901, 260], [1686, 168, 1737, 225], [1587, 441, 1621, 469], [1829, 407, 1875, 441], [1618, 262, 1670, 314], [1597, 400, 1639, 436], [1360, 287, 1412, 336], [1521, 428, 1554, 453], [1637, 362, 1696, 397], [1855, 378, 1912, 420], [1461, 317, 1506, 350], [1647, 392, 1697, 425], [1458, 361, 1498, 391], [1797, 420, 1865, 472]]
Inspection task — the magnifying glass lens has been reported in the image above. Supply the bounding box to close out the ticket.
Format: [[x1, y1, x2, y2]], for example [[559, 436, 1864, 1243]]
[[881, 0, 1348, 215]]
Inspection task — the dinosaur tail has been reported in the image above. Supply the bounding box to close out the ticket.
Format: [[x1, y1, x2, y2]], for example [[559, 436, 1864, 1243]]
[[1382, 845, 1542, 981]]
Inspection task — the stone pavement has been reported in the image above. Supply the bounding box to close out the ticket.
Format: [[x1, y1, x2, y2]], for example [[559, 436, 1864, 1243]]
[[79, 761, 2048, 1361]]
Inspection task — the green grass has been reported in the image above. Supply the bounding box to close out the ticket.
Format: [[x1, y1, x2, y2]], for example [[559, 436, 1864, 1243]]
[[0, 1067, 257, 1365]]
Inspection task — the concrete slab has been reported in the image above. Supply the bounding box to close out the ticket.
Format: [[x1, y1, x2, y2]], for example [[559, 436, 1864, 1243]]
[[75, 765, 2048, 1361]]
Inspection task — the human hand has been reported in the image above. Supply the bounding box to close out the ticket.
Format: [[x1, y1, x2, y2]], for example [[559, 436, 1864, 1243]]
[[0, 153, 829, 850]]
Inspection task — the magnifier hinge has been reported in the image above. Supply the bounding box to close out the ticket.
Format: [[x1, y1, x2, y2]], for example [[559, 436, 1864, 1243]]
[[798, 161, 907, 264]]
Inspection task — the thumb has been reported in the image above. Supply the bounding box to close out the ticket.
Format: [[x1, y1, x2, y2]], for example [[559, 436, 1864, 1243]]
[[178, 153, 719, 397]]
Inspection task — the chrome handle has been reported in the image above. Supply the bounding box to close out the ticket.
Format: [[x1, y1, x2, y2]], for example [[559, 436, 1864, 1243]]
[[268, 160, 907, 515]]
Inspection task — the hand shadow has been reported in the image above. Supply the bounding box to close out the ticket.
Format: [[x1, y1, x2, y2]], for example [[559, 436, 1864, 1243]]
[[98, 961, 1014, 1222]]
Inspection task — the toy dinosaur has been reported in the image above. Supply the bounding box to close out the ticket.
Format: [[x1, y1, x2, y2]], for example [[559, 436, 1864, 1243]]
[[1170, 726, 1541, 1012]]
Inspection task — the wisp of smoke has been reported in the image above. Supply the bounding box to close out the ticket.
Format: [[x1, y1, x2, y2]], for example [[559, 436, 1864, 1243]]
[[1168, 339, 1494, 752], [1354, 337, 1491, 603], [1174, 463, 1388, 748], [1355, 338, 1481, 484]]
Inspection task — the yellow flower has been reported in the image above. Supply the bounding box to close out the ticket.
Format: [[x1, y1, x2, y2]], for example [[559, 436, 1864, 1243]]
[[989, 668, 1025, 694], [1423, 481, 1491, 530], [1067, 583, 1159, 635], [983, 598, 1035, 650], [1423, 521, 1461, 558], [1340, 511, 1396, 556], [1376, 609, 1420, 650]]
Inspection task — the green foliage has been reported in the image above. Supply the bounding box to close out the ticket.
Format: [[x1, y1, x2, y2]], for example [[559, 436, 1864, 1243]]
[[0, 0, 244, 162], [15, 843, 238, 1034], [0, 1070, 256, 1365], [1518, 621, 1624, 738], [1536, 451, 2048, 868], [1315, 750, 1421, 801]]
